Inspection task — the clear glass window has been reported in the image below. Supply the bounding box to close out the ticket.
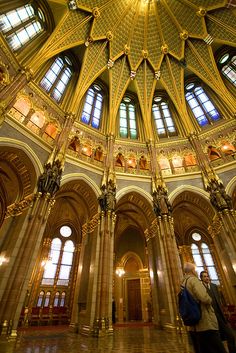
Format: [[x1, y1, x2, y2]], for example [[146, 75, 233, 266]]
[[40, 56, 73, 102], [41, 228, 75, 288], [219, 53, 236, 87], [119, 98, 138, 139], [152, 97, 177, 138], [81, 86, 103, 129], [191, 235, 219, 284], [0, 4, 44, 51]]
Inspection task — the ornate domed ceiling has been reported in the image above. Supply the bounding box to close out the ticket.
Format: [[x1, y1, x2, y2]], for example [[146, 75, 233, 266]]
[[19, 1, 236, 136]]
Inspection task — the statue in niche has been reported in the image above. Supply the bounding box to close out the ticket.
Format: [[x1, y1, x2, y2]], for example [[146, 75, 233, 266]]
[[94, 146, 103, 161], [115, 153, 124, 167], [139, 155, 148, 170], [207, 145, 221, 161], [68, 136, 80, 152], [208, 180, 233, 211]]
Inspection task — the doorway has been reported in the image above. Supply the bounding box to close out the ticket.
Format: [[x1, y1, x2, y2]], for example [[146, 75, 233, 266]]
[[127, 278, 142, 321]]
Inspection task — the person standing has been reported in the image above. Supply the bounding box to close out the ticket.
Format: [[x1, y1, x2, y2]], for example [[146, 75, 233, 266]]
[[182, 263, 227, 353], [200, 271, 236, 353]]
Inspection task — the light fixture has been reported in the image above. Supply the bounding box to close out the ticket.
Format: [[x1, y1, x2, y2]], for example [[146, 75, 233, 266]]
[[41, 256, 52, 269], [0, 252, 9, 266], [116, 267, 125, 277]]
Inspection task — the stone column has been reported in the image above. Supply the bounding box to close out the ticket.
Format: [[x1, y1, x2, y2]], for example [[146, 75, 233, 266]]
[[146, 140, 183, 329], [145, 215, 182, 329], [93, 209, 116, 336], [0, 193, 54, 337]]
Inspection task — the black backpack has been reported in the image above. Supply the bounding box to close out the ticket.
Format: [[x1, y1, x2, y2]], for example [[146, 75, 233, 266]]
[[178, 277, 201, 326]]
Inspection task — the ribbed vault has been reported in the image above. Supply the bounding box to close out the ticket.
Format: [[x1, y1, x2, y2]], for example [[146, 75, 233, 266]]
[[29, 0, 236, 137]]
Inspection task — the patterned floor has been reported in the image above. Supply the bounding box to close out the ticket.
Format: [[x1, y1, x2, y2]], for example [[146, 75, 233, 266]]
[[0, 324, 195, 353]]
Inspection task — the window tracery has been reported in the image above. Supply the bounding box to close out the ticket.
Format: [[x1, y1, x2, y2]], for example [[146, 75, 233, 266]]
[[41, 226, 75, 287], [191, 232, 219, 285]]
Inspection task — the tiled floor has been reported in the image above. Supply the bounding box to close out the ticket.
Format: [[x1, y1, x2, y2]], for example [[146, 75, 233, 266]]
[[0, 324, 194, 353]]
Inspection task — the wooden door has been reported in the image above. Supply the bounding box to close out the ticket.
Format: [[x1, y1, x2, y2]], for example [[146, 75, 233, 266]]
[[127, 279, 142, 321]]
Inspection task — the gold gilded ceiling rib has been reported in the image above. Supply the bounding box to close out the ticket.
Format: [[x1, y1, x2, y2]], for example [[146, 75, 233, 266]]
[[161, 56, 194, 135], [70, 40, 108, 114], [29, 11, 92, 73], [108, 57, 130, 133], [127, 0, 144, 70], [207, 13, 236, 37], [135, 60, 156, 140], [161, 0, 183, 32]]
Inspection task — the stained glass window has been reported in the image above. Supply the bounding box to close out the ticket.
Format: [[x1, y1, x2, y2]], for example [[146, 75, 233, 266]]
[[185, 83, 221, 127], [81, 84, 103, 129]]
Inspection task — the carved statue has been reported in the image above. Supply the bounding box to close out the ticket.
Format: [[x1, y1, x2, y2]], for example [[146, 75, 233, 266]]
[[208, 180, 233, 211], [37, 160, 62, 197], [153, 188, 172, 216]]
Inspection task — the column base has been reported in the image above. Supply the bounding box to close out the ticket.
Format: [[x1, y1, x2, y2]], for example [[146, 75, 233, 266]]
[[92, 318, 113, 337]]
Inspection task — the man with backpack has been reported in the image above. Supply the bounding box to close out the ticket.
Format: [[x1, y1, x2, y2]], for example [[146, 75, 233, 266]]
[[181, 262, 227, 353], [200, 270, 236, 353]]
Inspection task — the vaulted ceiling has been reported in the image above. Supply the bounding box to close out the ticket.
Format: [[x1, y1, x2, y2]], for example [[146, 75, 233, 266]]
[[28, 0, 236, 137]]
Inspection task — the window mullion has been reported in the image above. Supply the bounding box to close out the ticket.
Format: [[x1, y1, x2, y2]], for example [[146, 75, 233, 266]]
[[54, 244, 64, 285], [127, 104, 131, 138], [195, 95, 211, 124], [49, 68, 64, 94], [89, 92, 97, 126], [5, 17, 35, 36]]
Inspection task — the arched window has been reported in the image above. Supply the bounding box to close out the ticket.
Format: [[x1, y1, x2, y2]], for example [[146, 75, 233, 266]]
[[0, 4, 45, 51], [36, 290, 45, 307], [152, 96, 177, 138], [53, 292, 60, 307], [185, 82, 221, 127], [81, 84, 103, 129], [44, 291, 51, 307], [40, 56, 73, 102], [60, 292, 66, 307], [41, 226, 75, 287], [218, 52, 236, 87], [119, 97, 138, 139], [57, 240, 75, 286], [191, 232, 219, 284]]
